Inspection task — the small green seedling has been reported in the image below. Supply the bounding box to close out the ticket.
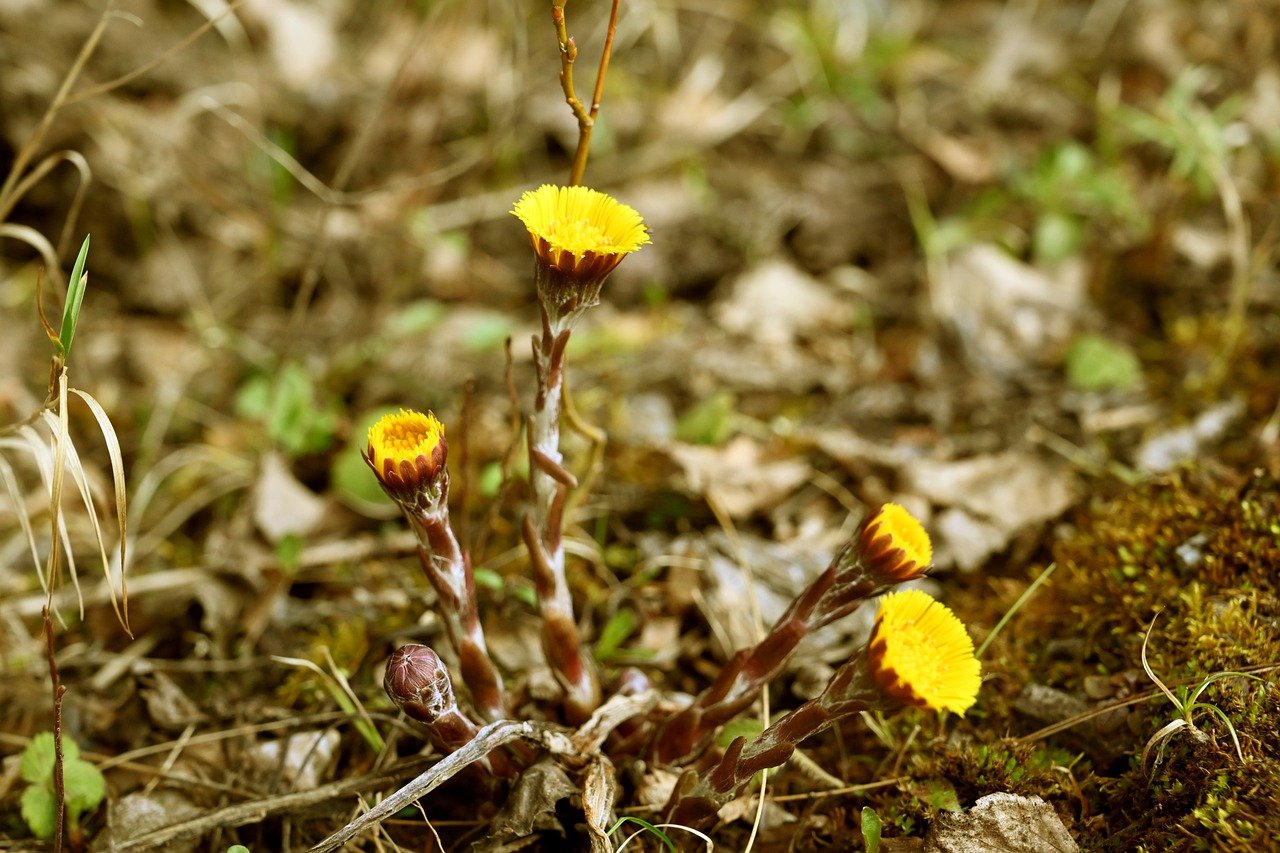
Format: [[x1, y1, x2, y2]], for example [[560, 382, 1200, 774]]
[[1140, 612, 1266, 768], [58, 235, 92, 358], [861, 806, 883, 853], [20, 731, 106, 841]]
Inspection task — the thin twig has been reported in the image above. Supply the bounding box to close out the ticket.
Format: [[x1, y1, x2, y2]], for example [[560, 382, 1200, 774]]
[[43, 607, 67, 853], [551, 0, 623, 185]]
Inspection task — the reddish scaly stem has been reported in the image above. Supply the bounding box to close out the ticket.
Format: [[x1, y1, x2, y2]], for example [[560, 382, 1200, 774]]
[[665, 654, 887, 827], [525, 307, 599, 723], [652, 537, 889, 765], [403, 499, 508, 723]]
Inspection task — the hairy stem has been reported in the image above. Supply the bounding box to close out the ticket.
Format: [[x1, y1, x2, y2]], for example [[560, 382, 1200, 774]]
[[526, 308, 598, 722], [665, 657, 884, 827], [403, 504, 508, 723], [652, 542, 879, 765]]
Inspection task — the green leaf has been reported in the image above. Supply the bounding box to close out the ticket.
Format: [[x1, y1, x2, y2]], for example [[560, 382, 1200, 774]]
[[1065, 334, 1142, 391], [21, 784, 57, 839], [20, 732, 56, 783], [59, 235, 91, 358], [593, 608, 637, 660], [463, 315, 513, 352], [676, 391, 737, 445], [63, 758, 106, 817], [227, 847, 252, 853], [477, 460, 504, 498], [276, 533, 304, 575], [716, 716, 765, 748], [1033, 211, 1083, 264], [861, 806, 883, 853], [385, 300, 445, 337], [471, 566, 504, 592], [606, 816, 677, 851]]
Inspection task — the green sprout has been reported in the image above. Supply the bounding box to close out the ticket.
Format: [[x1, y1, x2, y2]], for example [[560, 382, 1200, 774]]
[[1139, 612, 1266, 768], [58, 235, 92, 358], [20, 732, 106, 841]]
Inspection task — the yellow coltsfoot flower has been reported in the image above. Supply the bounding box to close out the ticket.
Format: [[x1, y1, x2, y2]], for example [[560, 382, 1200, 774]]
[[858, 503, 933, 583], [364, 409, 448, 509], [865, 589, 981, 714], [512, 184, 648, 319]]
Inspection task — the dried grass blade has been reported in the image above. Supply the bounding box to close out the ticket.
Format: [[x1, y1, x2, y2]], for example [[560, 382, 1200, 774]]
[[40, 408, 122, 624], [0, 454, 42, 573], [2, 151, 92, 257], [71, 387, 129, 630], [7, 427, 80, 604], [0, 224, 61, 288]]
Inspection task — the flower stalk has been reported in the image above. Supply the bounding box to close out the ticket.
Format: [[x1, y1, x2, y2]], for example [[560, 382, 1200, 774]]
[[665, 589, 981, 827], [512, 185, 648, 723], [366, 411, 508, 722], [652, 504, 934, 765]]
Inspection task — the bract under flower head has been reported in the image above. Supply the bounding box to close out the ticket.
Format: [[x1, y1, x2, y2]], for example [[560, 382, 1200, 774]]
[[859, 503, 933, 583], [364, 409, 447, 506], [866, 589, 980, 714], [511, 185, 649, 289]]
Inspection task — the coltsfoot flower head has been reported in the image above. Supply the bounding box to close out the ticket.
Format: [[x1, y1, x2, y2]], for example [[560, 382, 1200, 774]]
[[866, 589, 980, 714], [858, 503, 933, 583], [512, 185, 648, 318], [364, 409, 448, 508]]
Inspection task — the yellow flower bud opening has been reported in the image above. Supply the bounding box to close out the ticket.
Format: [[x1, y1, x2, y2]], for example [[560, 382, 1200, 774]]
[[365, 409, 448, 502], [866, 589, 981, 714], [859, 503, 933, 583], [513, 185, 648, 257], [368, 410, 444, 470]]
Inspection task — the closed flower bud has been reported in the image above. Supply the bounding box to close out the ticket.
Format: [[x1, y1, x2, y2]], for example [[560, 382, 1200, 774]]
[[384, 643, 457, 723]]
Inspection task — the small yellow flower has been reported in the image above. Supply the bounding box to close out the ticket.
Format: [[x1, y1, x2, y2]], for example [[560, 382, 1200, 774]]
[[364, 409, 448, 504], [866, 589, 980, 714], [859, 503, 933, 583], [512, 185, 649, 288]]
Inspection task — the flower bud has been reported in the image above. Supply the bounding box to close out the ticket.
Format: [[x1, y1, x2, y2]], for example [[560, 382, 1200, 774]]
[[858, 503, 933, 583], [364, 409, 448, 510], [384, 643, 457, 723]]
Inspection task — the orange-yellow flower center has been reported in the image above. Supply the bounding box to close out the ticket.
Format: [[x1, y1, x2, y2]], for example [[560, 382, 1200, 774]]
[[368, 410, 444, 470], [871, 589, 980, 714], [872, 503, 932, 567], [512, 185, 649, 259]]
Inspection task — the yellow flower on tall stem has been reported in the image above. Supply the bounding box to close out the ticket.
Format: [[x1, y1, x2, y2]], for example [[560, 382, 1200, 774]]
[[511, 185, 648, 722], [667, 589, 981, 826]]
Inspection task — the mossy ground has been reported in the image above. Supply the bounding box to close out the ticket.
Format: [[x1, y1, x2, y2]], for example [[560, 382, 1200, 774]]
[[860, 466, 1280, 851]]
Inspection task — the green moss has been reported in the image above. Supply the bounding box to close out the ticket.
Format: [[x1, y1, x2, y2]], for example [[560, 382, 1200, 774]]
[[1003, 466, 1280, 851]]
